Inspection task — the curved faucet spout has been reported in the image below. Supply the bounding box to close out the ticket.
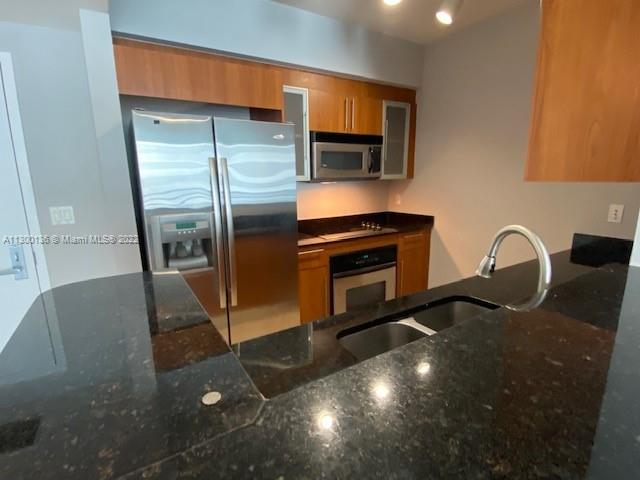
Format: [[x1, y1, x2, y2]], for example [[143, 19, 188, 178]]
[[476, 225, 552, 308]]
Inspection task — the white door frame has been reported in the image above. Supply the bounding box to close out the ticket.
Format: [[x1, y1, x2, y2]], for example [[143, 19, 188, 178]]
[[0, 51, 50, 292]]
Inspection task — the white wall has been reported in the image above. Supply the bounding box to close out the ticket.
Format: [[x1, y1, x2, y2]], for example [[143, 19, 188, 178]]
[[0, 0, 107, 29], [108, 0, 424, 88], [389, 2, 640, 287], [0, 1, 141, 288]]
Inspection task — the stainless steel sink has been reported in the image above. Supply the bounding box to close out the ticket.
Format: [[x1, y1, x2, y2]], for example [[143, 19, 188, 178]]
[[338, 322, 428, 362], [337, 296, 500, 361], [411, 296, 500, 332]]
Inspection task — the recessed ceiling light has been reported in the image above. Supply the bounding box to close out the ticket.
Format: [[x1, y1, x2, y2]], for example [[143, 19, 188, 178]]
[[383, 0, 403, 6], [436, 0, 463, 25]]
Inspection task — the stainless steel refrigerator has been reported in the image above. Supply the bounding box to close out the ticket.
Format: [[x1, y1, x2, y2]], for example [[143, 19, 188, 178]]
[[131, 110, 300, 344]]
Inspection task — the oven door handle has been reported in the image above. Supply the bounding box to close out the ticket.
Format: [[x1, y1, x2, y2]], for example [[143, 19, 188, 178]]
[[332, 261, 396, 279]]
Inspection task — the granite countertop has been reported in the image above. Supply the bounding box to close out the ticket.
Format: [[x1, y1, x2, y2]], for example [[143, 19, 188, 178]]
[[127, 257, 640, 479], [2, 248, 640, 478], [298, 211, 434, 246], [0, 273, 263, 480], [234, 250, 595, 398]]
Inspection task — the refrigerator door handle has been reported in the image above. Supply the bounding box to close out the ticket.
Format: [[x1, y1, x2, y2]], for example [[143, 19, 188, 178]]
[[220, 157, 238, 307], [209, 157, 227, 309]]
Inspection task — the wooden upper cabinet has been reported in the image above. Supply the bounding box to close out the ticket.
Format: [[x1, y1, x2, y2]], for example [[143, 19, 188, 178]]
[[113, 37, 414, 158], [308, 88, 350, 133], [526, 0, 640, 181], [307, 91, 382, 135], [304, 76, 382, 135], [113, 38, 283, 110], [351, 96, 383, 135]]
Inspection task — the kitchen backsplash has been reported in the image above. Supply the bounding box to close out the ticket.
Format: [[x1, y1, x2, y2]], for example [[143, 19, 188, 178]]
[[296, 181, 391, 220]]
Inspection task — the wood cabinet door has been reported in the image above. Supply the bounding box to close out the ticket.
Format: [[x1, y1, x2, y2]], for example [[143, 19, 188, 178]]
[[298, 249, 329, 323], [351, 96, 383, 135], [526, 0, 640, 181], [397, 231, 430, 296], [308, 89, 349, 133], [113, 38, 283, 110]]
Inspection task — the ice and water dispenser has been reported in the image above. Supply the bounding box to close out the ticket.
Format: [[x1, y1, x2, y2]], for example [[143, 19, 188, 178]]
[[147, 213, 213, 272]]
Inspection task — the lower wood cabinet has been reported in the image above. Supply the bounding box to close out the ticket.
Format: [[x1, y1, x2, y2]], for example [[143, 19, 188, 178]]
[[397, 230, 430, 296], [298, 248, 329, 324], [297, 228, 430, 323]]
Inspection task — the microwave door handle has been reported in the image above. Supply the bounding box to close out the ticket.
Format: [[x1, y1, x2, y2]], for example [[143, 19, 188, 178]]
[[367, 148, 373, 174], [209, 157, 227, 309]]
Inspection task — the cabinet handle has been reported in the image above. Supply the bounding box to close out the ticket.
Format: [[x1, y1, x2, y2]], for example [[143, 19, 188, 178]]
[[324, 274, 329, 317], [398, 259, 404, 295], [403, 233, 424, 240], [383, 118, 389, 174], [351, 98, 355, 131], [344, 98, 349, 131], [298, 248, 324, 256]]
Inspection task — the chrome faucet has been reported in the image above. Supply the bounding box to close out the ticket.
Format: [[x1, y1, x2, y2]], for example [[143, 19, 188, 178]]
[[476, 225, 552, 310]]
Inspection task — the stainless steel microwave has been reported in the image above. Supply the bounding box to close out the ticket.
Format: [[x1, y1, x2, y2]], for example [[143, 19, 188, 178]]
[[310, 132, 383, 181]]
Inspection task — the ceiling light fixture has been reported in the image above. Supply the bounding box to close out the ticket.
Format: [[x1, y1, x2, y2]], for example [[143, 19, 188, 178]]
[[383, 0, 403, 6], [436, 0, 463, 25]]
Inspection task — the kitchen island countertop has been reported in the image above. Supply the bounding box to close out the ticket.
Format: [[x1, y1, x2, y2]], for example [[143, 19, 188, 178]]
[[2, 249, 640, 479]]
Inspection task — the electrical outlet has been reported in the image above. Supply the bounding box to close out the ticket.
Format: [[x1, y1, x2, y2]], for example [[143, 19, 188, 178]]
[[49, 206, 75, 225], [394, 194, 402, 206], [607, 204, 624, 223]]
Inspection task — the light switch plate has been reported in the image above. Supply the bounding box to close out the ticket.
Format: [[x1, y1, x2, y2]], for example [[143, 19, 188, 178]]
[[49, 206, 75, 225], [607, 204, 624, 223]]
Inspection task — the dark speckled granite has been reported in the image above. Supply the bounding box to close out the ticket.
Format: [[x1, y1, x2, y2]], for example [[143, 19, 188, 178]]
[[298, 211, 434, 246], [298, 211, 433, 235], [124, 263, 640, 479], [0, 273, 262, 480], [235, 250, 594, 398], [4, 250, 640, 479], [570, 232, 634, 267]]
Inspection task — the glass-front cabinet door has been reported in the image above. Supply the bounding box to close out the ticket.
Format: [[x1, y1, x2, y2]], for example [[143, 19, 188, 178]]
[[381, 100, 411, 179], [283, 85, 310, 181]]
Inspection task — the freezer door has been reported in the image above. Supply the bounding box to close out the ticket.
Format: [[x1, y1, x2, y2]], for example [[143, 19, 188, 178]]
[[131, 110, 229, 342], [213, 118, 300, 344]]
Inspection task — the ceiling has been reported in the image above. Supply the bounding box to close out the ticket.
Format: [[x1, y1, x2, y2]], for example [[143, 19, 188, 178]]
[[273, 0, 530, 45]]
